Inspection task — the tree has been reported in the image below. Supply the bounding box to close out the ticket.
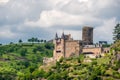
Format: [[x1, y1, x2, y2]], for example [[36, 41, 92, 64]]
[[19, 39, 22, 43], [45, 43, 54, 49], [33, 48, 37, 53], [28, 39, 31, 43], [18, 48, 27, 56], [40, 39, 43, 43], [34, 38, 38, 43], [31, 37, 35, 43], [37, 40, 40, 43], [113, 23, 120, 42], [44, 40, 46, 43], [10, 42, 13, 44], [28, 37, 39, 43]]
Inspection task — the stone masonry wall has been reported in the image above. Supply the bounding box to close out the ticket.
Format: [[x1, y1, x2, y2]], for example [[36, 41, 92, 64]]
[[65, 40, 81, 58], [82, 47, 102, 55]]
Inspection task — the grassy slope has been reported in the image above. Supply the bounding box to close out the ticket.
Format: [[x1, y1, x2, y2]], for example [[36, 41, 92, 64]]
[[0, 43, 53, 79]]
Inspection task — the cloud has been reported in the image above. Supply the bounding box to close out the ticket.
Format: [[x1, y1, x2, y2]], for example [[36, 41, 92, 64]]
[[0, 26, 16, 38], [25, 0, 120, 28], [94, 18, 117, 43], [25, 9, 101, 27], [0, 0, 120, 44], [78, 0, 88, 2], [0, 0, 9, 4], [0, 0, 52, 26]]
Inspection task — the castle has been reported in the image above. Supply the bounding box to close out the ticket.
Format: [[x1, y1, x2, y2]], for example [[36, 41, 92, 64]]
[[53, 26, 110, 61], [43, 26, 110, 63]]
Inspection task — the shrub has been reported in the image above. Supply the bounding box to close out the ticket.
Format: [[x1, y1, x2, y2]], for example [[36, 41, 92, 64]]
[[45, 43, 54, 50], [18, 48, 27, 56]]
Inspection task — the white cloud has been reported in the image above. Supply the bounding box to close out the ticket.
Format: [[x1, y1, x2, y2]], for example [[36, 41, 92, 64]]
[[25, 9, 101, 27], [78, 0, 88, 3], [94, 18, 117, 43], [25, 0, 120, 28], [0, 0, 120, 43], [0, 0, 9, 4], [0, 29, 16, 38]]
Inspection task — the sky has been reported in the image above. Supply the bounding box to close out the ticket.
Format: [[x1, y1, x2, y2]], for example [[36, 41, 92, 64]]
[[0, 0, 120, 44]]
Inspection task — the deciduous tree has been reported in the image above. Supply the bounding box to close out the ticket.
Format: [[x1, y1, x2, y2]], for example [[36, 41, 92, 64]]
[[113, 23, 120, 42]]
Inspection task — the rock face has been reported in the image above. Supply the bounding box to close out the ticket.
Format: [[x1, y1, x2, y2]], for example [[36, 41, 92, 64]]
[[82, 27, 93, 45]]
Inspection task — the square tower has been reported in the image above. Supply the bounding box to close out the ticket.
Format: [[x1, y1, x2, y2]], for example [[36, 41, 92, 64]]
[[82, 27, 93, 45]]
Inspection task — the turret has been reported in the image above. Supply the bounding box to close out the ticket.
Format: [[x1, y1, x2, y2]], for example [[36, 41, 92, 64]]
[[55, 33, 58, 40], [61, 32, 65, 39]]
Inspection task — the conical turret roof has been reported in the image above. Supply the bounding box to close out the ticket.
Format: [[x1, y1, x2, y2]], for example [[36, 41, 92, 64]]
[[61, 32, 65, 39], [55, 33, 58, 40]]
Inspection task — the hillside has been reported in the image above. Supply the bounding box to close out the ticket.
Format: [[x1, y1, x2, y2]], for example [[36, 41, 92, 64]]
[[40, 54, 120, 80], [39, 41, 120, 80], [0, 43, 53, 80], [0, 41, 120, 80]]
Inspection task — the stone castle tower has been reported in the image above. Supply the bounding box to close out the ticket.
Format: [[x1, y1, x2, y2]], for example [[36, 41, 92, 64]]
[[82, 27, 93, 45], [53, 33, 65, 61], [53, 32, 82, 61]]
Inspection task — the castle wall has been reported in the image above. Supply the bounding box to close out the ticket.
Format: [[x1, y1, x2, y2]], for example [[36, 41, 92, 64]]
[[82, 47, 102, 55], [65, 40, 81, 58], [103, 48, 110, 53]]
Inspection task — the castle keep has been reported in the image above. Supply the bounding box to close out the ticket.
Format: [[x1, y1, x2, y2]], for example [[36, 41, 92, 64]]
[[82, 27, 93, 45]]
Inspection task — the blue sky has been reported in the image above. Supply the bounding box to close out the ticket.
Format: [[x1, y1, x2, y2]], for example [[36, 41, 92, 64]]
[[0, 0, 120, 44]]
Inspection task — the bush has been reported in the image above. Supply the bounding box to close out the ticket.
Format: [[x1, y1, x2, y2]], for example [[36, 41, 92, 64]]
[[92, 61, 97, 65], [45, 43, 54, 50], [32, 48, 37, 53], [89, 74, 102, 80], [18, 48, 27, 56], [112, 71, 120, 78], [47, 73, 62, 80], [36, 45, 45, 52]]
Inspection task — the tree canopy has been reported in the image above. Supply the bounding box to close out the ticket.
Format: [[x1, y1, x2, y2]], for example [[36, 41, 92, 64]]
[[113, 23, 120, 42]]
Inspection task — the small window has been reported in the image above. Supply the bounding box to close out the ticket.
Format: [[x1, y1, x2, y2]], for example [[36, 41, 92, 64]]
[[56, 51, 61, 53]]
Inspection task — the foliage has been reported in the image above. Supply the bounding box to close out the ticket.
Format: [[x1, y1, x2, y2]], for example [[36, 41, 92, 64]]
[[111, 40, 120, 51], [27, 37, 47, 43], [102, 44, 111, 48], [0, 42, 53, 80], [18, 39, 22, 43], [18, 48, 27, 56], [113, 23, 120, 42], [45, 43, 54, 49], [39, 49, 120, 80]]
